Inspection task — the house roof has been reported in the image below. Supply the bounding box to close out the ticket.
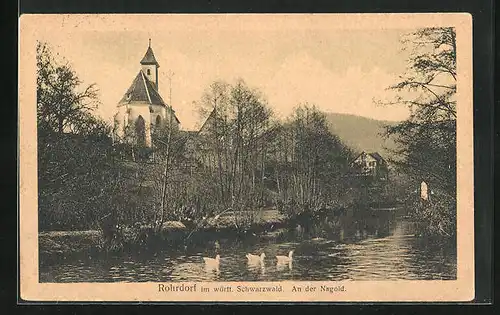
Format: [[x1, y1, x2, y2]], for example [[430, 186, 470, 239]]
[[369, 152, 385, 163], [118, 70, 180, 124], [351, 151, 386, 165], [198, 109, 216, 133], [140, 46, 160, 67]]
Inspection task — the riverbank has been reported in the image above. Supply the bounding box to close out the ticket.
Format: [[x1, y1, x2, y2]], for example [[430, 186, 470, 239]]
[[36, 205, 375, 260], [39, 230, 104, 266], [38, 205, 454, 266], [39, 208, 290, 263]]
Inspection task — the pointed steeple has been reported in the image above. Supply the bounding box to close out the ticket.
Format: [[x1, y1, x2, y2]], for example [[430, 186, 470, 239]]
[[140, 39, 160, 67]]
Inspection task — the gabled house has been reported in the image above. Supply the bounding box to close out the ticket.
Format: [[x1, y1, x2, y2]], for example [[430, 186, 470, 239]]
[[350, 151, 389, 180]]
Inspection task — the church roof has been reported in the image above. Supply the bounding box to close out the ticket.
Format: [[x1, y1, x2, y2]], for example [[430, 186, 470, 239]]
[[118, 70, 180, 123], [140, 46, 160, 67], [119, 71, 165, 105]]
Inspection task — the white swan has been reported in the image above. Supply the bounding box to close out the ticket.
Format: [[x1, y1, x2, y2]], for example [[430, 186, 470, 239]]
[[246, 253, 266, 264], [203, 254, 220, 266], [276, 260, 293, 271], [276, 250, 294, 263]]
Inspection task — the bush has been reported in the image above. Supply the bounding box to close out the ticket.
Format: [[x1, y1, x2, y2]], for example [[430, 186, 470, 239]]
[[410, 191, 456, 238]]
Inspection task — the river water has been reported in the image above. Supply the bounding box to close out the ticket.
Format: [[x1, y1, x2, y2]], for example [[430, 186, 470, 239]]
[[39, 210, 456, 282]]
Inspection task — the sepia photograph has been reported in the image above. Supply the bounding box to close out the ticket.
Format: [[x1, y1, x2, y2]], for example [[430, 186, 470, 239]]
[[19, 13, 474, 302]]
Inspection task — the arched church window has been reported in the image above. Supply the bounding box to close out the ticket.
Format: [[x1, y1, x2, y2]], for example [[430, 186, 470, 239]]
[[156, 115, 161, 126], [147, 69, 151, 75], [135, 115, 146, 147]]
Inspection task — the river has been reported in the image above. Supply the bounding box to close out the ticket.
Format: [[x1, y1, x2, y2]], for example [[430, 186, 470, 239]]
[[39, 209, 456, 282]]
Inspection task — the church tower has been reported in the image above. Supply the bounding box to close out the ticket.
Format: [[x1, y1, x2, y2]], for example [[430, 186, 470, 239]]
[[141, 39, 160, 89], [113, 40, 180, 148]]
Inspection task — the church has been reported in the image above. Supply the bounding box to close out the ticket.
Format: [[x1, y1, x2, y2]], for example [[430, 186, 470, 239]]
[[113, 40, 180, 148]]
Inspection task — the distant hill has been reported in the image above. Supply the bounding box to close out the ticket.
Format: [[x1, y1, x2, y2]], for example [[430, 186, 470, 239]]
[[323, 112, 400, 160]]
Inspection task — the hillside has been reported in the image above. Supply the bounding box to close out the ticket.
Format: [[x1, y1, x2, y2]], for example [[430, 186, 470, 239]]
[[323, 112, 400, 160]]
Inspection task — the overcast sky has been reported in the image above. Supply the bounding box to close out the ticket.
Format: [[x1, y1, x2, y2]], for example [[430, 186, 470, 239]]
[[37, 15, 413, 130]]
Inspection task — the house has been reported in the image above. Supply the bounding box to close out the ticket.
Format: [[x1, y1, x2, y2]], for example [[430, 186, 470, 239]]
[[350, 151, 389, 180], [113, 40, 180, 148]]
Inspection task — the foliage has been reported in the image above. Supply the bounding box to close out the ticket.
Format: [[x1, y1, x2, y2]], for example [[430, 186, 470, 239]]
[[37, 42, 101, 134], [38, 131, 113, 230], [272, 104, 355, 217], [195, 80, 275, 213], [410, 191, 456, 238], [37, 42, 124, 231], [190, 82, 356, 226], [381, 27, 457, 237]]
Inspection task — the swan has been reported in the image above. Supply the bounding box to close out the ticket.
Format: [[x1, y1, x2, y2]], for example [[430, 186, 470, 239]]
[[246, 253, 266, 263], [276, 250, 294, 263], [203, 254, 220, 266], [276, 260, 293, 271]]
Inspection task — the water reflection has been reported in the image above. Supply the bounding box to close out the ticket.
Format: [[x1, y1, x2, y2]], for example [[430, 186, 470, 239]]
[[276, 261, 293, 272], [40, 213, 456, 282], [247, 260, 263, 269], [247, 261, 266, 276]]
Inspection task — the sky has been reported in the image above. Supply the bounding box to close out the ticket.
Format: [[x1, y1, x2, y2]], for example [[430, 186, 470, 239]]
[[36, 15, 414, 131]]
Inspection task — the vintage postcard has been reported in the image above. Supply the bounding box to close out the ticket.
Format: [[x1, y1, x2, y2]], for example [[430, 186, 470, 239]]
[[19, 13, 474, 302]]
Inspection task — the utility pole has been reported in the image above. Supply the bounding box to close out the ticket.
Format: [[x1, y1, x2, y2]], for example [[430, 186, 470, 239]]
[[166, 70, 175, 109], [159, 69, 175, 227]]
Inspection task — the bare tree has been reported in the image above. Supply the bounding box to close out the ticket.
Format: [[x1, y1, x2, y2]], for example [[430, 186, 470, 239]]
[[36, 42, 124, 232], [380, 27, 457, 237], [37, 42, 101, 134], [273, 104, 353, 218], [381, 27, 456, 194]]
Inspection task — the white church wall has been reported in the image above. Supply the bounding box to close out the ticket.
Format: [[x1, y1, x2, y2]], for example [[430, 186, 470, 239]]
[[150, 104, 165, 126], [127, 102, 153, 147], [113, 106, 128, 140]]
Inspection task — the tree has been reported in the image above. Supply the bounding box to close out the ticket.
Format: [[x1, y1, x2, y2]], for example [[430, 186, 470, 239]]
[[193, 80, 276, 228], [196, 81, 231, 203], [381, 27, 457, 237], [273, 104, 354, 217], [150, 118, 187, 228], [228, 79, 274, 211], [37, 42, 119, 231], [37, 42, 101, 134]]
